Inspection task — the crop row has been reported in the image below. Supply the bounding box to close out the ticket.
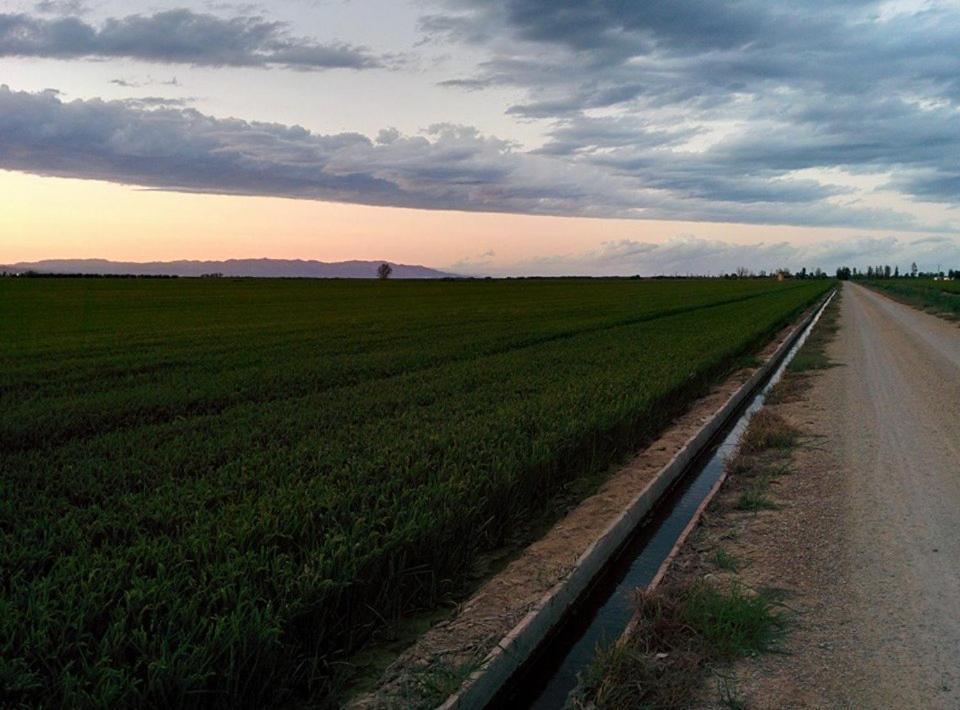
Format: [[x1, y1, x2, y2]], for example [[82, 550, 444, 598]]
[[1, 278, 831, 707], [0, 279, 790, 455]]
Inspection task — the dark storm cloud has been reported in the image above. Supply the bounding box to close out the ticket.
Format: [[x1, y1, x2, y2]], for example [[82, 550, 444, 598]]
[[0, 85, 637, 217], [425, 0, 960, 218], [0, 85, 936, 230], [0, 9, 382, 69]]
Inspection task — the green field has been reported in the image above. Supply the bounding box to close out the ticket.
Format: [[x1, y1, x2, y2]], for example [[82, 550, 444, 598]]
[[866, 278, 960, 318], [1, 277, 831, 707]]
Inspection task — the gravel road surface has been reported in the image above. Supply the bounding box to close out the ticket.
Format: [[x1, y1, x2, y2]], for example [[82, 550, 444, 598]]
[[834, 282, 960, 706], [701, 282, 960, 708]]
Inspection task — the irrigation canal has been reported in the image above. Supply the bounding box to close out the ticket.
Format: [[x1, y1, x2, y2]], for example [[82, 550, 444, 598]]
[[487, 291, 836, 709]]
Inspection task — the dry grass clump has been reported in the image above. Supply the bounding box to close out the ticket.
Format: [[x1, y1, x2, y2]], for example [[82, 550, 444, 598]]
[[739, 409, 799, 456], [572, 582, 787, 709]]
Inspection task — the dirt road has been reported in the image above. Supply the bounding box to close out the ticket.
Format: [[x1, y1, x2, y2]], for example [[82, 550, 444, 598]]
[[705, 282, 960, 708], [833, 283, 960, 705]]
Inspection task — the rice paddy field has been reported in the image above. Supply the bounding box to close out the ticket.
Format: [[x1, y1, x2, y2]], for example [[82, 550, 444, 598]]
[[866, 278, 960, 318], [1, 277, 831, 707]]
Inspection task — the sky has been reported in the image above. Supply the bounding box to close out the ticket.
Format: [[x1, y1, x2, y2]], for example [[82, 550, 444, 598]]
[[1, 0, 959, 275]]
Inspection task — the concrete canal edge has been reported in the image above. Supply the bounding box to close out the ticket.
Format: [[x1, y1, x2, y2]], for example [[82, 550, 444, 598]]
[[438, 290, 835, 710]]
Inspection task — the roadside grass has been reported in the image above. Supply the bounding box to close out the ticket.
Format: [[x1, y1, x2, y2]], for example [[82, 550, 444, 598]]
[[730, 294, 839, 519], [730, 404, 802, 514], [712, 549, 740, 572], [787, 291, 841, 373], [571, 640, 699, 710], [572, 292, 843, 710], [739, 409, 799, 455], [768, 289, 842, 405], [680, 583, 788, 659], [864, 279, 960, 321], [572, 582, 787, 709], [568, 294, 834, 708], [736, 484, 778, 512]]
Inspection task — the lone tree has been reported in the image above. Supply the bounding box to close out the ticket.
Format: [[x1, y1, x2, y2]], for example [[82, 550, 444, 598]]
[[377, 262, 393, 280]]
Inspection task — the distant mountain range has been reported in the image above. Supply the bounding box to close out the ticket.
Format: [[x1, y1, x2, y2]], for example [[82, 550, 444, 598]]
[[0, 258, 459, 279]]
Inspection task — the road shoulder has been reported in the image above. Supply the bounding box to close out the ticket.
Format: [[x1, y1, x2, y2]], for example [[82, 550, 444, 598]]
[[673, 284, 959, 708], [569, 291, 850, 710], [686, 291, 860, 707]]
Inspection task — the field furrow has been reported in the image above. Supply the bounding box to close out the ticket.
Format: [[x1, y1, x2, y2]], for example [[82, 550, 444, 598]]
[[1, 278, 831, 707]]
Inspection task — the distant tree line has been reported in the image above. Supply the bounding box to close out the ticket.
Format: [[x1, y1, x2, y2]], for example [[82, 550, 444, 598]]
[[835, 263, 958, 280], [628, 267, 831, 280], [718, 266, 830, 280]]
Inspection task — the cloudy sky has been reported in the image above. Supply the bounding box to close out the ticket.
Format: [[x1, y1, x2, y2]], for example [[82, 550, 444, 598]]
[[2, 0, 958, 274]]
